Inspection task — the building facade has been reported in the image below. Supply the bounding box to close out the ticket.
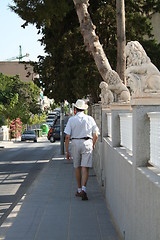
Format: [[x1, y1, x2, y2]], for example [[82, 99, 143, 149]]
[[0, 61, 36, 82]]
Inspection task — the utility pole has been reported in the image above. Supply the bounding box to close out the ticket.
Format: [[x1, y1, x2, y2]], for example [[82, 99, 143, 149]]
[[116, 0, 126, 85], [60, 102, 64, 155]]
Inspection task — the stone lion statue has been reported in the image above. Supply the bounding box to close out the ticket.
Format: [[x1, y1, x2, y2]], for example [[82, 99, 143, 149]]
[[107, 70, 130, 102], [125, 41, 160, 96], [99, 81, 114, 106], [99, 70, 130, 104]]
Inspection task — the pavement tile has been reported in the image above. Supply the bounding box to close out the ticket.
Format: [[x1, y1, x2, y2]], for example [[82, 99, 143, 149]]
[[0, 157, 121, 240]]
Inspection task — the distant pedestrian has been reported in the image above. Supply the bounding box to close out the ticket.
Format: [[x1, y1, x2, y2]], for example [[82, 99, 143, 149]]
[[64, 99, 99, 200]]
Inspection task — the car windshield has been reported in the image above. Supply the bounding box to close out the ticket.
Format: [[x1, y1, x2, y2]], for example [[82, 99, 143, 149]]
[[23, 131, 35, 134], [47, 116, 56, 119]]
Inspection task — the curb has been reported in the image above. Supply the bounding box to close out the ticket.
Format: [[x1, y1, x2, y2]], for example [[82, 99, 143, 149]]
[[0, 141, 14, 149]]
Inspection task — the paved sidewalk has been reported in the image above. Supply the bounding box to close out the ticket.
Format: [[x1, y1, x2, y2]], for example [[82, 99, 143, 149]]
[[0, 154, 121, 240], [0, 141, 13, 149], [0, 137, 46, 148]]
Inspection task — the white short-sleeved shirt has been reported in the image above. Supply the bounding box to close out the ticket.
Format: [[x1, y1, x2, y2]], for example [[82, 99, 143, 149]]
[[64, 112, 99, 139]]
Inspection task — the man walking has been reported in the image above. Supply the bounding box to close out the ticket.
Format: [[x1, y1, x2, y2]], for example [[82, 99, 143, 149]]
[[64, 99, 99, 200]]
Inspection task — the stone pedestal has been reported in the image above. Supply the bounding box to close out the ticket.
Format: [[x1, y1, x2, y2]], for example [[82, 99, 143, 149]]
[[101, 106, 110, 138], [110, 103, 132, 147], [92, 104, 102, 140], [131, 97, 160, 167]]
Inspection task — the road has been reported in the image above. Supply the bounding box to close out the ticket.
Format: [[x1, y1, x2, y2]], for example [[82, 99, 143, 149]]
[[0, 137, 61, 226]]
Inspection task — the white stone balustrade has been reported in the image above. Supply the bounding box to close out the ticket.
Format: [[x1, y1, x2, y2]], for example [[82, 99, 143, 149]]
[[93, 102, 160, 240], [119, 113, 133, 151], [147, 112, 160, 169], [106, 113, 112, 138]]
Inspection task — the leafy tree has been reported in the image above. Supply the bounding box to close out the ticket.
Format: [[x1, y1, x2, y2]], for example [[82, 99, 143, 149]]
[[28, 113, 47, 125], [0, 73, 41, 124], [50, 102, 60, 111], [9, 0, 160, 103]]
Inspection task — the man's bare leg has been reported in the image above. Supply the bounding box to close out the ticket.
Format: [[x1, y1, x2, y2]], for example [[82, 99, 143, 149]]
[[82, 167, 89, 187], [75, 167, 82, 188], [81, 167, 89, 200]]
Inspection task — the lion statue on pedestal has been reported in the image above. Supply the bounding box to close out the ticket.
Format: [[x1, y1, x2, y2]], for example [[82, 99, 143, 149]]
[[125, 41, 160, 97], [99, 70, 130, 106], [99, 81, 114, 106]]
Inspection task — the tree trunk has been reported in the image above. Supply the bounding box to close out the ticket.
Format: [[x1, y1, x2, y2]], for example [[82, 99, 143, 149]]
[[72, 0, 111, 83], [73, 0, 130, 102], [116, 0, 126, 85]]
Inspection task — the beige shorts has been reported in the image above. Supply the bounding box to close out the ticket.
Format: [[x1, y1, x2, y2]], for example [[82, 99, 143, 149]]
[[71, 139, 93, 168]]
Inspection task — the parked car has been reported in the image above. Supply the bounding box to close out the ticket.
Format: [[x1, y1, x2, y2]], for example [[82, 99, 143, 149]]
[[46, 119, 55, 127], [47, 125, 66, 143], [46, 113, 58, 127], [52, 110, 60, 118], [47, 113, 57, 119], [54, 108, 60, 114], [47, 115, 70, 143], [21, 130, 37, 142], [53, 115, 70, 127]]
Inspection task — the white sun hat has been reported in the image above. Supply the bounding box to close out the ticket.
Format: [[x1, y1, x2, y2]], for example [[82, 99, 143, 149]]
[[74, 99, 88, 110]]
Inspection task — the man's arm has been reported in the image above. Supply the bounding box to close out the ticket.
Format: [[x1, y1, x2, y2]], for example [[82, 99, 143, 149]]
[[93, 133, 98, 149], [65, 134, 71, 160]]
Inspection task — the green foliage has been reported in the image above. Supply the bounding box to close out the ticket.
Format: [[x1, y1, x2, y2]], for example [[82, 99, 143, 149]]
[[10, 0, 160, 103], [50, 102, 60, 111], [9, 0, 73, 33], [39, 112, 47, 123], [0, 114, 4, 127], [28, 113, 47, 125], [0, 73, 41, 124]]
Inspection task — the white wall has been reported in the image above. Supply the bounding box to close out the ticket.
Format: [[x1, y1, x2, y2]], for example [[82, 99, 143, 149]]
[[101, 138, 160, 240], [0, 126, 9, 141], [92, 103, 160, 240]]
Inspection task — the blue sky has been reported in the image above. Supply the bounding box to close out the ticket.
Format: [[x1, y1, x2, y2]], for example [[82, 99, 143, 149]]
[[0, 1, 45, 62]]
